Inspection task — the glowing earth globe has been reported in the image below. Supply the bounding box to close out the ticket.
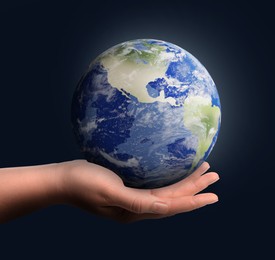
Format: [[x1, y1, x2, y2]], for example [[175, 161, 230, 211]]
[[71, 39, 221, 188]]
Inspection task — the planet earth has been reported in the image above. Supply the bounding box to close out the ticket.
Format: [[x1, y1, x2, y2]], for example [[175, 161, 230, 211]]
[[71, 39, 221, 188]]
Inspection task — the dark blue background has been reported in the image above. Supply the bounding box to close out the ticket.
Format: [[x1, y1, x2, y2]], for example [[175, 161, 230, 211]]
[[0, 0, 273, 259]]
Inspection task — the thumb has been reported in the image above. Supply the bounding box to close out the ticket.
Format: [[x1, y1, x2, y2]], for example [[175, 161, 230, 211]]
[[112, 188, 169, 214]]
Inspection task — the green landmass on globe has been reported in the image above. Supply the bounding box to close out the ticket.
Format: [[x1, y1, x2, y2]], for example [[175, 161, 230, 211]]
[[71, 39, 221, 188]]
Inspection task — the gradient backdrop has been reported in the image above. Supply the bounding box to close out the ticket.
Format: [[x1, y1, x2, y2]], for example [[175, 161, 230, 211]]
[[0, 0, 274, 259]]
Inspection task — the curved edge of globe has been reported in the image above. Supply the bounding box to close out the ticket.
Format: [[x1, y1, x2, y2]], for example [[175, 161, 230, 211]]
[[71, 39, 222, 189]]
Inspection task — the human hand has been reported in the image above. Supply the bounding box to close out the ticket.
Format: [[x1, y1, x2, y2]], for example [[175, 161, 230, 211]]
[[59, 160, 219, 223]]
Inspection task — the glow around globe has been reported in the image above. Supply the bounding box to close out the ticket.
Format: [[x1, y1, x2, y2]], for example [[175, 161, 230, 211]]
[[71, 39, 221, 188]]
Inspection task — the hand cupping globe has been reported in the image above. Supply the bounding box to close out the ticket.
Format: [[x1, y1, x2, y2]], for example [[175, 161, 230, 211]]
[[71, 39, 221, 188]]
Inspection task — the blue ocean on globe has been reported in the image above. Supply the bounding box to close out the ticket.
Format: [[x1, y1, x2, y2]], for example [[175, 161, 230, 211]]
[[71, 39, 221, 188]]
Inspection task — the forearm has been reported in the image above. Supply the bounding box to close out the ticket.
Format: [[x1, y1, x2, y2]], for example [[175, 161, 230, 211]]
[[0, 163, 64, 223]]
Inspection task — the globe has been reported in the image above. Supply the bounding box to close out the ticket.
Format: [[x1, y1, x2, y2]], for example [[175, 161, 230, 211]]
[[71, 39, 221, 189]]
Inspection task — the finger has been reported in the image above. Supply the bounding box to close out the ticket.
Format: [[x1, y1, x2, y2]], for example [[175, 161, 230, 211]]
[[167, 193, 219, 214], [192, 172, 220, 194], [153, 163, 214, 198], [154, 162, 210, 195], [188, 161, 211, 179], [173, 172, 220, 197], [110, 187, 169, 214], [126, 192, 219, 222]]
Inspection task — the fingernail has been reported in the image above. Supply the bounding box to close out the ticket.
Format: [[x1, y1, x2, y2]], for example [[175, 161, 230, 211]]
[[151, 202, 169, 214], [208, 196, 219, 204], [204, 162, 210, 169], [210, 176, 220, 185]]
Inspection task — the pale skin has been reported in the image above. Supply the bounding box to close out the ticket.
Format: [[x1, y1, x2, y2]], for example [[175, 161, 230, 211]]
[[0, 160, 219, 224]]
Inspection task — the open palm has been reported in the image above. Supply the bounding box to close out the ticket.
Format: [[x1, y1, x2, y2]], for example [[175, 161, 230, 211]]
[[63, 160, 219, 223]]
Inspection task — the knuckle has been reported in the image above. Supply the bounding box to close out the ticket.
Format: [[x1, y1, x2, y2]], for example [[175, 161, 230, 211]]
[[130, 197, 143, 214], [192, 180, 204, 191], [102, 192, 113, 205], [188, 197, 198, 210], [102, 187, 116, 205]]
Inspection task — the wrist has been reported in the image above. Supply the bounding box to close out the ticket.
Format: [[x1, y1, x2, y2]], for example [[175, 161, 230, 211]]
[[54, 160, 79, 205], [36, 162, 68, 206], [53, 162, 70, 204]]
